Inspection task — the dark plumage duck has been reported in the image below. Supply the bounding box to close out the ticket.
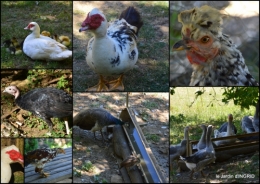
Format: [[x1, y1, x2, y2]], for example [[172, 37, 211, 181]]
[[196, 124, 207, 150], [239, 102, 259, 141], [73, 108, 125, 141], [241, 101, 259, 133], [214, 114, 237, 146], [170, 126, 190, 170], [180, 125, 215, 179], [3, 85, 72, 134], [217, 114, 237, 134]]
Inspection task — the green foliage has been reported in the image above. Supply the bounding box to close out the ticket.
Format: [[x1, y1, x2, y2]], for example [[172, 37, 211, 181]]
[[73, 169, 81, 177], [94, 175, 108, 183], [82, 161, 95, 173], [24, 139, 38, 154], [170, 87, 175, 95], [222, 87, 259, 110], [57, 75, 69, 89]]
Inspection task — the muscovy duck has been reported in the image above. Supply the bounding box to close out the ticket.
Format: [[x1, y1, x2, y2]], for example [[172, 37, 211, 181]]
[[1, 145, 24, 183], [23, 22, 72, 61], [25, 147, 65, 177], [172, 5, 259, 86], [3, 85, 72, 135], [79, 6, 143, 91], [180, 125, 215, 179], [73, 108, 125, 142]]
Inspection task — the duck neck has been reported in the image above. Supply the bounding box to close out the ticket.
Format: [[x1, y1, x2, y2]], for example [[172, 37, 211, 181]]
[[255, 101, 259, 119], [200, 126, 206, 142], [32, 24, 41, 38], [206, 126, 212, 148], [184, 127, 189, 140], [227, 114, 233, 135]]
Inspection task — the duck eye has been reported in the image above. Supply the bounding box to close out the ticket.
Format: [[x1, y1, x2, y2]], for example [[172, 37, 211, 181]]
[[201, 36, 210, 43]]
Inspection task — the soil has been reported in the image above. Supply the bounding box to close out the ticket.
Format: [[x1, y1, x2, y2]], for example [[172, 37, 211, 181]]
[[72, 92, 169, 183], [170, 151, 259, 183]]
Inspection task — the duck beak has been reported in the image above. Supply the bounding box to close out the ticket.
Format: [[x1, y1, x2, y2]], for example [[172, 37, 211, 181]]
[[79, 26, 89, 32], [172, 40, 191, 51]]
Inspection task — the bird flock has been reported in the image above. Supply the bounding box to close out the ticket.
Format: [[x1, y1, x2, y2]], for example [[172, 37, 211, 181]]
[[170, 104, 259, 179]]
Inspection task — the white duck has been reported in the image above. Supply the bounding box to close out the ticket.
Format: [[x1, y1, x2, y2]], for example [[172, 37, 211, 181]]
[[79, 6, 143, 91], [1, 145, 24, 183], [23, 22, 72, 61], [180, 125, 215, 179]]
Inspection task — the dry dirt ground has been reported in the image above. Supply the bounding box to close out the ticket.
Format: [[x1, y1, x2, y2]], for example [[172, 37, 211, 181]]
[[170, 151, 259, 183], [72, 92, 169, 183]]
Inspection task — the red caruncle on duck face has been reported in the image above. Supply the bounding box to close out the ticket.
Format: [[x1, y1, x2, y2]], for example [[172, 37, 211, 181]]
[[81, 13, 104, 30]]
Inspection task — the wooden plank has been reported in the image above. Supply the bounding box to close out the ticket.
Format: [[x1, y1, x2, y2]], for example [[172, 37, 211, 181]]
[[25, 147, 72, 183]]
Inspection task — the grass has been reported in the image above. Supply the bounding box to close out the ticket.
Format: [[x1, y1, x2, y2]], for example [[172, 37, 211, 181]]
[[145, 133, 160, 142], [73, 1, 169, 92], [1, 1, 72, 68], [170, 87, 257, 144], [82, 161, 95, 173]]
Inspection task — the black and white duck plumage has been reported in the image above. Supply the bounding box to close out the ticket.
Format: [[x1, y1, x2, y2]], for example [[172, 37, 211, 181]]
[[3, 85, 72, 134], [79, 6, 143, 91]]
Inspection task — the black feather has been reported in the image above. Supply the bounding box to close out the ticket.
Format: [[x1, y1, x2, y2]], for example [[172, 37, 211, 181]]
[[119, 6, 143, 35]]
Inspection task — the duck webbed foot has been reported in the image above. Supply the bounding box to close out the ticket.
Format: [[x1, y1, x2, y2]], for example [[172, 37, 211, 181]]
[[108, 74, 124, 91], [86, 75, 109, 92]]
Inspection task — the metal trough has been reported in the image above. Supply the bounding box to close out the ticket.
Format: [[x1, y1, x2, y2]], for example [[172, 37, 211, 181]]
[[117, 107, 167, 183], [189, 132, 259, 162]]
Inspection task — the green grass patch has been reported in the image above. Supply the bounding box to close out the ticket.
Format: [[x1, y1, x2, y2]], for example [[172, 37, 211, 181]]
[[82, 161, 95, 173], [145, 133, 160, 142]]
